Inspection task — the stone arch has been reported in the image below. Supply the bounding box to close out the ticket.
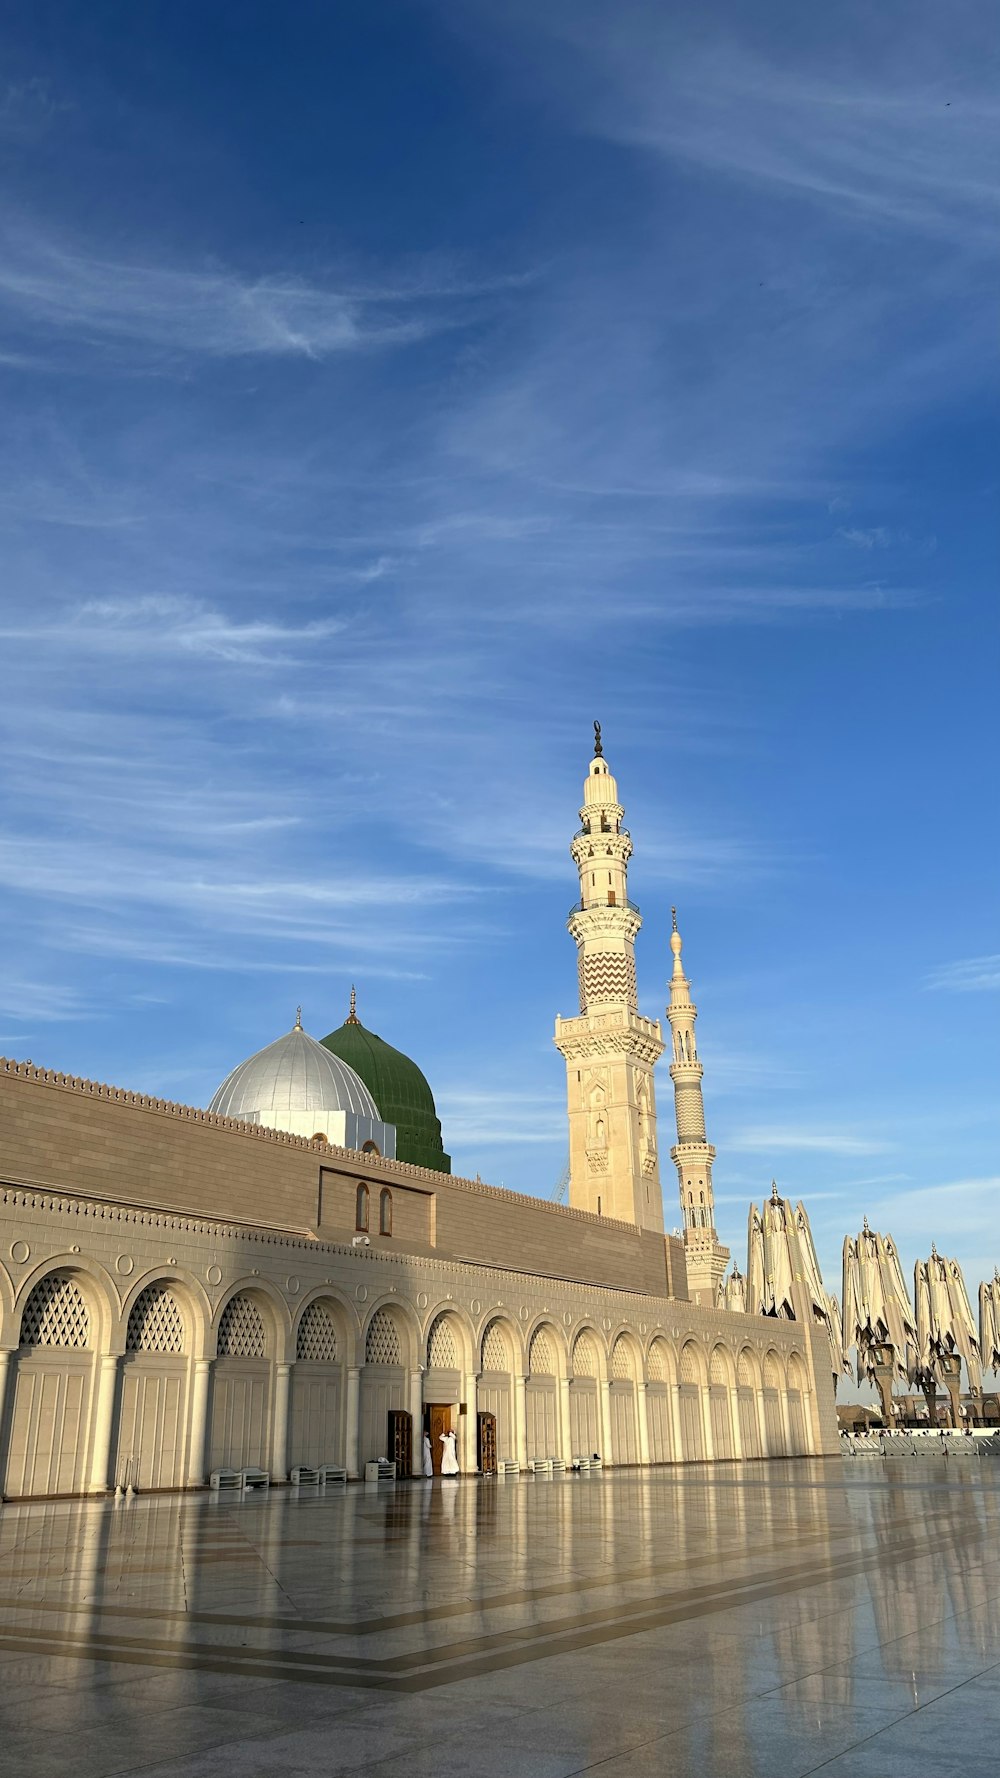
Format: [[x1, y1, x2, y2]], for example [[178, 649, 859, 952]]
[[762, 1350, 787, 1456], [708, 1343, 736, 1459], [527, 1322, 561, 1376], [293, 1284, 355, 1362], [289, 1292, 349, 1472], [571, 1328, 601, 1378], [212, 1278, 291, 1362], [737, 1346, 761, 1389], [608, 1332, 641, 1465], [645, 1336, 674, 1463], [610, 1333, 639, 1381], [678, 1340, 707, 1386], [480, 1317, 516, 1373], [736, 1346, 763, 1459], [362, 1296, 420, 1371], [14, 1254, 117, 1354], [5, 1259, 117, 1500], [477, 1316, 518, 1470], [787, 1351, 808, 1392], [424, 1303, 475, 1374], [645, 1336, 669, 1383], [709, 1344, 734, 1388], [763, 1350, 784, 1390], [359, 1297, 418, 1472], [207, 1282, 286, 1479], [678, 1339, 707, 1461], [786, 1349, 811, 1455], [115, 1272, 207, 1493], [525, 1321, 562, 1462], [125, 1283, 187, 1355], [120, 1268, 211, 1360], [18, 1273, 94, 1351]]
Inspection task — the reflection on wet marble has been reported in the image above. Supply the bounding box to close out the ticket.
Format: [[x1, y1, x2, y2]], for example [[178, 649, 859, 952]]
[[2, 1459, 1000, 1775]]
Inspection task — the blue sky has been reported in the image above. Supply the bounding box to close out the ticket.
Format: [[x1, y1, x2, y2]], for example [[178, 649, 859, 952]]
[[0, 1, 997, 1319]]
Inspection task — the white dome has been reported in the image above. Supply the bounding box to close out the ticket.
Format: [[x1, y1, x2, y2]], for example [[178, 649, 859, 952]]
[[209, 1019, 381, 1131]]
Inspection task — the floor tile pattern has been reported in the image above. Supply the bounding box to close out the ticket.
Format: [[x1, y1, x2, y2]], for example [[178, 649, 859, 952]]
[[1, 1459, 999, 1775]]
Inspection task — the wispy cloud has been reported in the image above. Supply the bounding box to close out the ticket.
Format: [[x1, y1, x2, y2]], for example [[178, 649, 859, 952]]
[[435, 1086, 565, 1148], [0, 218, 512, 364], [0, 594, 348, 666], [729, 1126, 894, 1157], [926, 955, 1000, 992]]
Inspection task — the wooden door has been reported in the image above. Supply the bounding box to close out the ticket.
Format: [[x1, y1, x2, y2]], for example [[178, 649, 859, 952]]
[[477, 1411, 497, 1474], [427, 1403, 452, 1473], [388, 1409, 412, 1475]]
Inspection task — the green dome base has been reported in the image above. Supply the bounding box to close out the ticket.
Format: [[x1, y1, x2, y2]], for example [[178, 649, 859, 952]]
[[320, 1007, 450, 1174]]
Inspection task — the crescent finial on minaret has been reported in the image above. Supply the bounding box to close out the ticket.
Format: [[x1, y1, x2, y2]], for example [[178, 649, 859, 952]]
[[593, 719, 602, 757]]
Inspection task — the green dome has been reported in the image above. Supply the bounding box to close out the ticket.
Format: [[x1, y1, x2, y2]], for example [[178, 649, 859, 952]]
[[320, 996, 450, 1175]]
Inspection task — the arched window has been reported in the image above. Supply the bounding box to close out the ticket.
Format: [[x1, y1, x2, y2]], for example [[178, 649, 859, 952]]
[[355, 1183, 369, 1232], [379, 1188, 392, 1236], [362, 1140, 381, 1156]]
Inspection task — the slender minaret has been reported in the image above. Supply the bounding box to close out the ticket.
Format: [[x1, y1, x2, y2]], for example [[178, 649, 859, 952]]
[[554, 725, 666, 1230], [666, 909, 729, 1304]]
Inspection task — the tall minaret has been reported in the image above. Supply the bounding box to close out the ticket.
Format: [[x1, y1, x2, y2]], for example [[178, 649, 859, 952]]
[[554, 725, 666, 1230], [666, 909, 729, 1304]]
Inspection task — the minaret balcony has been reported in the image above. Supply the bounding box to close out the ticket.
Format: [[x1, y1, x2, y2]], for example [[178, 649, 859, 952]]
[[568, 897, 640, 920]]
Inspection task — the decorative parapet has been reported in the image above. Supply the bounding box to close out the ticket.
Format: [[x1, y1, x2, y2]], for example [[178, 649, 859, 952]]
[[0, 1180, 818, 1341], [0, 1056, 636, 1232]]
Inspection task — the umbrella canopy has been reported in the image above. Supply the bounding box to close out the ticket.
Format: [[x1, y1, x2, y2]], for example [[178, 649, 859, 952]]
[[915, 1248, 983, 1391], [842, 1220, 917, 1385], [747, 1185, 845, 1379], [980, 1273, 1000, 1373]]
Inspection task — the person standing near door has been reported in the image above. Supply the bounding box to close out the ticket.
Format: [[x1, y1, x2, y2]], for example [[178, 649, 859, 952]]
[[439, 1428, 460, 1476], [422, 1433, 434, 1478]]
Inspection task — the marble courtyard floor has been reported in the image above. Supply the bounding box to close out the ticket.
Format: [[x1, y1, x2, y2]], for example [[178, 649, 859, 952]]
[[1, 1462, 999, 1778]]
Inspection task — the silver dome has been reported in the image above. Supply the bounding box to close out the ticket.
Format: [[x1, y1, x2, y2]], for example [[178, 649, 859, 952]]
[[209, 1019, 381, 1129]]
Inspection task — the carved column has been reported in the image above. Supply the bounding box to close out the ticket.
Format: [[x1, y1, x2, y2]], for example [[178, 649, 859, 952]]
[[186, 1358, 212, 1485], [408, 1369, 424, 1474], [600, 1379, 614, 1465], [89, 1353, 120, 1493], [514, 1374, 527, 1466], [558, 1376, 572, 1463], [0, 1350, 13, 1496], [700, 1388, 715, 1461], [462, 1372, 478, 1472], [636, 1382, 650, 1465], [271, 1363, 291, 1481], [345, 1366, 360, 1479], [669, 1383, 684, 1461]]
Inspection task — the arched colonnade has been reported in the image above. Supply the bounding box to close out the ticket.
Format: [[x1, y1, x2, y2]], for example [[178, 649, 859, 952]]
[[0, 1260, 815, 1497]]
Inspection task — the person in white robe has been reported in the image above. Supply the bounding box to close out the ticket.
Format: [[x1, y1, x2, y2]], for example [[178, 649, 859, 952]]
[[439, 1429, 460, 1476], [422, 1433, 434, 1478]]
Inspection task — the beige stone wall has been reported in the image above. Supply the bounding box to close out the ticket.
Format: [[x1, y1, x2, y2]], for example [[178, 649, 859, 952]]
[[0, 1061, 841, 1498], [0, 1063, 674, 1297]]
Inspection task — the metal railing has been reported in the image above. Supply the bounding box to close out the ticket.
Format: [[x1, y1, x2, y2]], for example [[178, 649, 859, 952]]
[[567, 897, 641, 919]]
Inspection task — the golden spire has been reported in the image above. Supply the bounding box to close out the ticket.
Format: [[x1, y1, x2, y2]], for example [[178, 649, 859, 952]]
[[346, 985, 360, 1025], [294, 1006, 303, 1030]]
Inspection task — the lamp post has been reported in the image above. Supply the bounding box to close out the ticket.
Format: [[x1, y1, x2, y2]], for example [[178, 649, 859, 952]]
[[938, 1352, 962, 1430], [871, 1341, 895, 1426]]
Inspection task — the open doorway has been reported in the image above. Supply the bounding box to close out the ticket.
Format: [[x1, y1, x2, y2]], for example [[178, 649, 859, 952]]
[[425, 1403, 454, 1473]]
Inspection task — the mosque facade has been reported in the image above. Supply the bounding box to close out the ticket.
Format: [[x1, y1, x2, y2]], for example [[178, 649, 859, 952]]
[[0, 736, 839, 1499]]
